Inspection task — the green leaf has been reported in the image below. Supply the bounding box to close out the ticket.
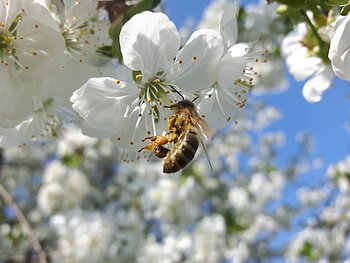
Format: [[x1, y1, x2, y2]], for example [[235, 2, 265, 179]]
[[341, 3, 350, 14], [326, 0, 349, 6], [125, 0, 158, 19], [109, 15, 124, 61], [313, 12, 328, 27], [300, 242, 318, 261], [276, 0, 306, 8], [224, 211, 248, 234], [62, 155, 82, 168]]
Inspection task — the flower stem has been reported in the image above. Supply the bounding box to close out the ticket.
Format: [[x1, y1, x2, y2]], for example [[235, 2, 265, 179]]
[[300, 9, 325, 49], [300, 9, 330, 64], [0, 182, 47, 263]]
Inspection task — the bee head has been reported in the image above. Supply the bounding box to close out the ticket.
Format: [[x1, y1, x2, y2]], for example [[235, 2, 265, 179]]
[[165, 100, 195, 111]]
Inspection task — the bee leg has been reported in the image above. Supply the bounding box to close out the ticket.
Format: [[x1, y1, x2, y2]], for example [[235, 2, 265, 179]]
[[138, 135, 170, 154], [141, 136, 156, 142], [138, 147, 146, 153], [154, 146, 170, 158]]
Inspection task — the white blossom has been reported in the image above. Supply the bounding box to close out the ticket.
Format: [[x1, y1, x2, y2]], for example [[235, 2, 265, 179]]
[[0, 0, 65, 129], [71, 11, 224, 151], [50, 209, 119, 263], [37, 160, 90, 214], [282, 23, 334, 103], [197, 1, 263, 132], [328, 13, 350, 81]]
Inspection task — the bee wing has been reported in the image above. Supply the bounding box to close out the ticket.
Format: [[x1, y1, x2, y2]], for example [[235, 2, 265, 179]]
[[191, 116, 212, 140], [190, 115, 213, 173], [198, 135, 214, 174]]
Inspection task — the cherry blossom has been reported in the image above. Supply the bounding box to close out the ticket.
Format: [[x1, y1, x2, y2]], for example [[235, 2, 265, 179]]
[[71, 11, 224, 151]]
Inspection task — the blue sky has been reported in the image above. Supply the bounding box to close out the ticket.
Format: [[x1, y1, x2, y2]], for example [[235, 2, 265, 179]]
[[165, 0, 350, 183]]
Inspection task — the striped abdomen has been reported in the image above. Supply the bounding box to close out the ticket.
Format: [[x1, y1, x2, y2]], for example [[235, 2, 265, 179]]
[[163, 129, 199, 173]]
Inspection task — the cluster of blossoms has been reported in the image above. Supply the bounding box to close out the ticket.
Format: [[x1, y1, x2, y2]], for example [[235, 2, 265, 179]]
[[280, 5, 350, 103], [287, 155, 350, 262], [70, 1, 264, 152], [0, 98, 319, 262], [0, 0, 113, 147], [0, 0, 350, 262]]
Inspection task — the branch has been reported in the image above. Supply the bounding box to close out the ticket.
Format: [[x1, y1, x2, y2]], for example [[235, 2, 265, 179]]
[[0, 182, 47, 263]]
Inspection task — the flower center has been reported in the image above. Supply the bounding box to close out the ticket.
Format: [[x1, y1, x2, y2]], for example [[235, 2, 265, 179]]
[[0, 13, 23, 66], [62, 22, 95, 52], [0, 29, 14, 57]]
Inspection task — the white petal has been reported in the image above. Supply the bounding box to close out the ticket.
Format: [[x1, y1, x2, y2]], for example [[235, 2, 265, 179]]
[[63, 0, 99, 27], [197, 87, 242, 132], [71, 77, 139, 138], [0, 114, 42, 147], [0, 0, 24, 24], [48, 54, 116, 104], [302, 66, 334, 103], [281, 24, 306, 57], [169, 29, 224, 92], [329, 13, 350, 81], [285, 49, 322, 81], [0, 67, 37, 126], [227, 42, 251, 57], [217, 44, 250, 88], [120, 11, 180, 78], [22, 0, 60, 31], [13, 17, 65, 79], [219, 1, 238, 51]]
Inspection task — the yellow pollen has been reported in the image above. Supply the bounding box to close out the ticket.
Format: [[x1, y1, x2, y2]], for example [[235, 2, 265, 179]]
[[115, 79, 121, 84], [153, 79, 160, 84], [135, 74, 142, 80]]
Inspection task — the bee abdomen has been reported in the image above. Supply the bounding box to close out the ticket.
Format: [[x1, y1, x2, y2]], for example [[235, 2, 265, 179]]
[[163, 130, 199, 173]]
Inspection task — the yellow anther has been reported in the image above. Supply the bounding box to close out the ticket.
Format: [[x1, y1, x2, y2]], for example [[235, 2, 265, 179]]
[[135, 74, 142, 80], [115, 79, 121, 84]]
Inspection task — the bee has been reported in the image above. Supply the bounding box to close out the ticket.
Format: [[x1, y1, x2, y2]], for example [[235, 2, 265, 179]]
[[139, 99, 212, 173]]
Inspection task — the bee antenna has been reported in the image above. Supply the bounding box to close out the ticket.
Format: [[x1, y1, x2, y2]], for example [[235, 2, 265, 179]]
[[169, 85, 184, 100]]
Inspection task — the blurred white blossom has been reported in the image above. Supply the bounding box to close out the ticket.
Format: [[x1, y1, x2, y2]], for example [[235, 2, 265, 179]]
[[282, 23, 334, 103], [38, 160, 89, 214]]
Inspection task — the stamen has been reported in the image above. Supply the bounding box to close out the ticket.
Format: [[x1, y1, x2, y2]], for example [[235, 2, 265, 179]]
[[135, 74, 142, 81]]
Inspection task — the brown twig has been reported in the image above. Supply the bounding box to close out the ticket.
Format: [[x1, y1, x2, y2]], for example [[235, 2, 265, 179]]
[[0, 183, 47, 263]]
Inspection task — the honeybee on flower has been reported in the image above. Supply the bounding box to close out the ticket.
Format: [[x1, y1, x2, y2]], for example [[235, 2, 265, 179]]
[[71, 2, 261, 159]]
